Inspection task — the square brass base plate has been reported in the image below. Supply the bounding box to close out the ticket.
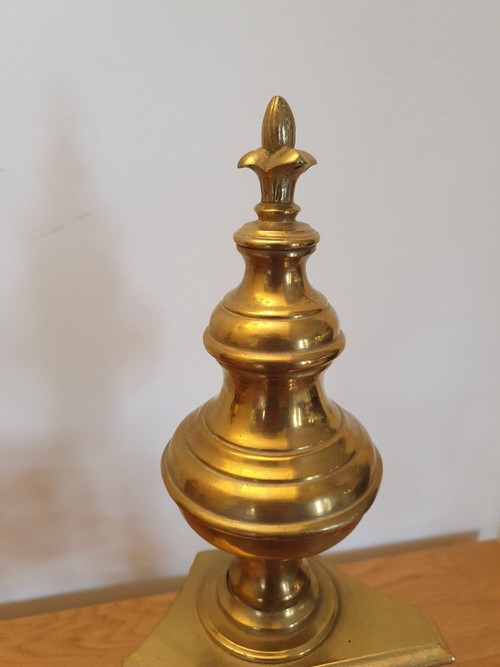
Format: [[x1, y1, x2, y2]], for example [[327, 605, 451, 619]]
[[123, 550, 454, 666]]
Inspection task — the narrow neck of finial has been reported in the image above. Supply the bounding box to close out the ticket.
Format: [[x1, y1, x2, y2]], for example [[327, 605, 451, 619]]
[[254, 200, 300, 222], [259, 165, 296, 203], [255, 170, 300, 221]]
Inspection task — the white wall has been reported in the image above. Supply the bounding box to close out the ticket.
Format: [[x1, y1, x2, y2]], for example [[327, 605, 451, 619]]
[[2, 1, 499, 606]]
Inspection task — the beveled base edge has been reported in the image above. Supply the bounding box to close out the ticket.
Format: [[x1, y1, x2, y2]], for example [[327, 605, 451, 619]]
[[122, 550, 455, 667]]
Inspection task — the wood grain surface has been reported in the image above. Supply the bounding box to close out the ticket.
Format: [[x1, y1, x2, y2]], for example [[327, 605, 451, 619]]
[[0, 540, 498, 666]]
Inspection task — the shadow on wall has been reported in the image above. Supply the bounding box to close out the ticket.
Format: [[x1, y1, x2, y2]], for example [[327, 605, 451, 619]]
[[1, 97, 167, 606]]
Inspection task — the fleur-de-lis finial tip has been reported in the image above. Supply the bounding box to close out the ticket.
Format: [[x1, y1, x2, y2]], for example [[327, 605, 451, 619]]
[[238, 96, 316, 216]]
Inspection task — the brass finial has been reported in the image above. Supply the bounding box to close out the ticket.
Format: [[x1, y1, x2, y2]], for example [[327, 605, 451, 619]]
[[125, 95, 453, 667], [160, 95, 381, 661], [238, 96, 316, 220]]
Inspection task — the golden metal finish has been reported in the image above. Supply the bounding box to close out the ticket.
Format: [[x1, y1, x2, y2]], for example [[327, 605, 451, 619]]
[[125, 551, 454, 666], [124, 97, 454, 666]]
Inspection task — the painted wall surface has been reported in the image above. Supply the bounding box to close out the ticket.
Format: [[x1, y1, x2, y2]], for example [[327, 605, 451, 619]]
[[1, 2, 499, 605]]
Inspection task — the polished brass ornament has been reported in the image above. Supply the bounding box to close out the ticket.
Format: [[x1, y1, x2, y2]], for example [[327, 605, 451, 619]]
[[124, 97, 454, 666]]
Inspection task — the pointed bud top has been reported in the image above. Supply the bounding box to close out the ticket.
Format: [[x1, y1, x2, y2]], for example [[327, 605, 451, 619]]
[[261, 96, 296, 152]]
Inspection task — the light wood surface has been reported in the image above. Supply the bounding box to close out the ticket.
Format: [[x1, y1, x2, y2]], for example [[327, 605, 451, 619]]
[[0, 540, 498, 666]]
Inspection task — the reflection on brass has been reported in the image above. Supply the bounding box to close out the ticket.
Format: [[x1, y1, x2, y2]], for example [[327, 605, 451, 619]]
[[124, 97, 454, 666]]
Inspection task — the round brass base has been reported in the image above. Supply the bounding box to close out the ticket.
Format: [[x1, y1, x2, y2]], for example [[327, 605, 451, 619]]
[[197, 558, 338, 663]]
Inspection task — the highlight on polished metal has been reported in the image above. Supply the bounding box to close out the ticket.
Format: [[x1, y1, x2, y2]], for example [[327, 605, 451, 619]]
[[124, 96, 454, 666]]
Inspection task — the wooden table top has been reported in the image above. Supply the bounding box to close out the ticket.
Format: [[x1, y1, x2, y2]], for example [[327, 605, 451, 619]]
[[0, 539, 498, 666]]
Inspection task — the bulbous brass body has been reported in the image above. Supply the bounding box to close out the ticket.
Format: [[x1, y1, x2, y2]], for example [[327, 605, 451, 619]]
[[162, 97, 382, 662]]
